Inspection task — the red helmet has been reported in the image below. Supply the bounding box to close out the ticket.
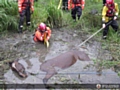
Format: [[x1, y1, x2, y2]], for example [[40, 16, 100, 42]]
[[106, 0, 114, 4], [39, 23, 46, 31]]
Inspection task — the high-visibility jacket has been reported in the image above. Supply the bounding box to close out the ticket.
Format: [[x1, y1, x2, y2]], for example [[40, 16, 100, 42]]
[[68, 0, 85, 10], [18, 0, 34, 13], [102, 3, 119, 23], [34, 27, 51, 42]]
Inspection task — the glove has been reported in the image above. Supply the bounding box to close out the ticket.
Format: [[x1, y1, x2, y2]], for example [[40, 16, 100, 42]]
[[114, 16, 117, 20], [19, 8, 22, 13], [31, 7, 34, 14], [46, 36, 50, 40], [102, 24, 105, 28], [40, 36, 43, 41]]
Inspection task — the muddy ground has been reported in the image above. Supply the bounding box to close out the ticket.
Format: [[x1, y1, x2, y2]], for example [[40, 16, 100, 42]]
[[0, 28, 120, 89]]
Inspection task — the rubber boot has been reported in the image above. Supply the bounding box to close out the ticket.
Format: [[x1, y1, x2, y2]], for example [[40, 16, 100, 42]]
[[18, 25, 23, 33], [27, 22, 31, 26]]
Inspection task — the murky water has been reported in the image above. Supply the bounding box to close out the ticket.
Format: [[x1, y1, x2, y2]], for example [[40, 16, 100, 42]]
[[1, 29, 120, 89]]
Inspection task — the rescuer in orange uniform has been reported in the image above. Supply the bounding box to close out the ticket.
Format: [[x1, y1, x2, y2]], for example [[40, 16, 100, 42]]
[[18, 0, 34, 33], [33, 23, 51, 42], [68, 0, 85, 21]]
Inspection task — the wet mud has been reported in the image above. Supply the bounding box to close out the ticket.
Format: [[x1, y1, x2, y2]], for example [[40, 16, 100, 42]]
[[0, 28, 120, 89]]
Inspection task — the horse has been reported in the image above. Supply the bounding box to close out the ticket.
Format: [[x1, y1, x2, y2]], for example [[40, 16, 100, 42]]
[[40, 50, 91, 84]]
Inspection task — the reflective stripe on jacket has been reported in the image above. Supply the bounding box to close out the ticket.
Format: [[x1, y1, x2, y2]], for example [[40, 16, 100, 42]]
[[18, 0, 34, 13], [102, 3, 119, 23], [68, 0, 85, 10]]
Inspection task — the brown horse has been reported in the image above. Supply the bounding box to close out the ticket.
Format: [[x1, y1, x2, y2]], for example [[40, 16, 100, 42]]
[[9, 60, 27, 78], [40, 50, 91, 84]]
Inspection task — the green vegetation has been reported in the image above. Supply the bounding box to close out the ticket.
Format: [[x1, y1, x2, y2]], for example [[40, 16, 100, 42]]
[[0, 0, 18, 33], [45, 0, 63, 28], [0, 0, 120, 74]]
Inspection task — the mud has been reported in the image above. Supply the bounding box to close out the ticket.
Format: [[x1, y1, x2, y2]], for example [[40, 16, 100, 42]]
[[0, 28, 120, 89]]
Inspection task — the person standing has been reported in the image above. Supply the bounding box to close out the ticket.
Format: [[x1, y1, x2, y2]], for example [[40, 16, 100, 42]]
[[68, 0, 85, 21], [102, 0, 119, 39], [18, 0, 34, 33]]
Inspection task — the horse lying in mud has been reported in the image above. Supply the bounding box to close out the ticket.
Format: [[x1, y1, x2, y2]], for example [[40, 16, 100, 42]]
[[9, 60, 27, 78], [40, 50, 91, 84]]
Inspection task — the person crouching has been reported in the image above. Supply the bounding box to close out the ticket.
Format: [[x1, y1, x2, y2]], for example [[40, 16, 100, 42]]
[[33, 23, 51, 42]]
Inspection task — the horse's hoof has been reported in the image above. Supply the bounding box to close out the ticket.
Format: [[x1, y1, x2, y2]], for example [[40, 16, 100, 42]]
[[43, 78, 48, 84]]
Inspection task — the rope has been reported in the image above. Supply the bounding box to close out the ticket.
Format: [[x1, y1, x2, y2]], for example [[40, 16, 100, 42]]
[[58, 0, 62, 9], [78, 20, 113, 47], [78, 27, 103, 47], [27, 71, 117, 75]]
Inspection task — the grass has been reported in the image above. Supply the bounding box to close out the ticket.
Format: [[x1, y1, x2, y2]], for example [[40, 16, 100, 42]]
[[0, 0, 18, 32], [45, 2, 63, 28]]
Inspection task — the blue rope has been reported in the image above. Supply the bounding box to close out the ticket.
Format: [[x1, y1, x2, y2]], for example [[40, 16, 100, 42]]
[[35, 71, 117, 75]]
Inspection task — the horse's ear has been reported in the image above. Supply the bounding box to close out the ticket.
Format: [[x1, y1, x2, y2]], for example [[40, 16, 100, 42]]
[[9, 59, 19, 67], [9, 61, 13, 66]]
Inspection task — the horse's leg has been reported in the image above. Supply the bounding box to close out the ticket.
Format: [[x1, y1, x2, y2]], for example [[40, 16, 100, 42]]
[[43, 68, 57, 84]]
